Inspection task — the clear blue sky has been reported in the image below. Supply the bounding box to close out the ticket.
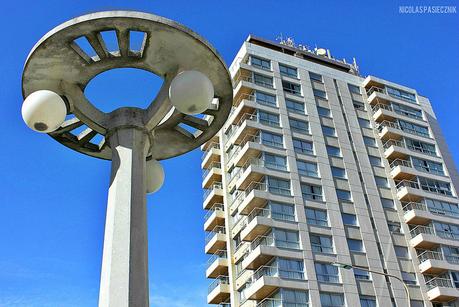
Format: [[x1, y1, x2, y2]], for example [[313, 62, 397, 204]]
[[0, 1, 458, 306]]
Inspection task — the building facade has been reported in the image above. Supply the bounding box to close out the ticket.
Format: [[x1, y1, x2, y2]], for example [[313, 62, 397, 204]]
[[201, 35, 459, 307]]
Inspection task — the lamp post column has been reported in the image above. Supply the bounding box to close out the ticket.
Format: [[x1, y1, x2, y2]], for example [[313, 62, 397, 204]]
[[99, 127, 150, 307]]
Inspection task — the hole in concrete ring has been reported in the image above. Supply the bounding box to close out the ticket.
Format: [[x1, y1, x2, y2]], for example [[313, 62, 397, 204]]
[[84, 68, 163, 113]]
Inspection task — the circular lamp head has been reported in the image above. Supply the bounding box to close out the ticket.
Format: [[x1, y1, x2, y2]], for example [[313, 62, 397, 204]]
[[169, 70, 214, 115], [146, 159, 165, 194], [22, 90, 67, 133]]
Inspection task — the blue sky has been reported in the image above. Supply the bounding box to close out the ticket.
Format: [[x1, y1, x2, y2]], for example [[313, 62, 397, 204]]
[[0, 1, 458, 306]]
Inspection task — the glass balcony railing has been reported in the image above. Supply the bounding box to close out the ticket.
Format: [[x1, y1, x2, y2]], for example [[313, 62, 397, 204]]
[[208, 275, 229, 293], [205, 226, 226, 244], [231, 181, 268, 207], [207, 250, 228, 269], [377, 120, 429, 139], [410, 225, 459, 241], [403, 201, 459, 219], [257, 298, 309, 307], [372, 103, 423, 121], [382, 139, 437, 157], [201, 142, 220, 160], [204, 203, 224, 222], [247, 207, 295, 223], [203, 182, 223, 200], [202, 162, 222, 179], [247, 265, 305, 287]]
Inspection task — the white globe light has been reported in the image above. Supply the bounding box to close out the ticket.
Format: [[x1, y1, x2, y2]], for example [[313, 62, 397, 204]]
[[169, 70, 214, 115], [21, 90, 67, 133], [146, 159, 164, 194]]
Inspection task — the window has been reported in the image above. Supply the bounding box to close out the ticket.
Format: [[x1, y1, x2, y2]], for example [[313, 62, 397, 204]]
[[283, 80, 302, 95], [313, 88, 327, 99], [309, 72, 323, 82], [297, 161, 319, 177], [322, 125, 336, 137], [286, 99, 305, 114], [353, 100, 365, 110], [261, 131, 283, 148], [326, 145, 341, 157], [263, 153, 287, 171], [258, 111, 279, 127], [401, 271, 417, 285], [405, 138, 436, 156], [381, 198, 395, 209], [412, 157, 444, 175], [347, 239, 364, 252], [279, 64, 298, 78], [354, 269, 371, 281], [375, 176, 389, 188], [306, 208, 328, 226], [363, 136, 376, 147], [399, 120, 429, 138], [267, 177, 291, 196], [336, 189, 352, 201], [358, 118, 371, 128], [392, 103, 423, 120], [250, 56, 271, 70], [255, 91, 276, 107], [331, 167, 346, 179], [279, 289, 309, 306], [277, 258, 304, 279], [342, 213, 358, 226], [302, 184, 323, 201], [388, 221, 402, 233], [348, 84, 361, 94], [290, 118, 309, 134], [310, 234, 333, 253], [293, 139, 314, 155], [434, 221, 459, 240], [315, 262, 340, 283], [320, 292, 345, 307], [369, 155, 382, 167], [317, 106, 331, 117], [419, 177, 452, 196], [253, 73, 273, 88], [394, 245, 409, 258], [270, 202, 295, 222], [360, 296, 376, 307], [274, 228, 300, 249], [425, 198, 459, 217], [387, 86, 417, 103]]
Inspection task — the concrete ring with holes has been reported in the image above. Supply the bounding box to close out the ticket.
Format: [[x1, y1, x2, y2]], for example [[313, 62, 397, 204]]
[[22, 10, 232, 160]]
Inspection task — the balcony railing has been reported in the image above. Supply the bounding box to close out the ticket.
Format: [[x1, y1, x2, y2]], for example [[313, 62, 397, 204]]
[[366, 86, 386, 97], [202, 142, 220, 160], [204, 203, 225, 222], [247, 207, 295, 223], [426, 277, 454, 290], [207, 250, 228, 269], [206, 226, 226, 244], [402, 201, 426, 212], [418, 250, 444, 263], [250, 235, 275, 251], [203, 182, 223, 200], [383, 139, 437, 157], [257, 298, 309, 307], [233, 74, 274, 89], [377, 120, 430, 139], [396, 179, 420, 191], [372, 103, 392, 113], [208, 275, 229, 293], [202, 162, 222, 179], [232, 181, 268, 208], [390, 158, 412, 169], [410, 225, 435, 238], [247, 265, 304, 286]]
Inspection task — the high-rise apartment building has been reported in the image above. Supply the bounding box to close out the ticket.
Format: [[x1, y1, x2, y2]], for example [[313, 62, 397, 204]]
[[201, 35, 459, 307]]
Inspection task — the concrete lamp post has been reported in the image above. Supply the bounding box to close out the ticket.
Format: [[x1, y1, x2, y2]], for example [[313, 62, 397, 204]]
[[331, 262, 411, 307], [21, 11, 232, 307]]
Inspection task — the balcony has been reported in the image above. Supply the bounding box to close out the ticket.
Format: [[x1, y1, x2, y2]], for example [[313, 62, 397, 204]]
[[230, 182, 269, 215], [203, 182, 224, 210], [402, 202, 431, 224], [236, 157, 288, 191], [202, 162, 222, 189], [383, 139, 438, 161], [409, 225, 437, 249], [395, 180, 423, 202], [418, 251, 459, 274], [227, 133, 263, 170], [244, 266, 305, 300], [425, 277, 459, 302], [207, 275, 230, 304], [241, 207, 295, 242], [242, 235, 302, 270], [206, 250, 228, 278], [389, 159, 414, 180], [205, 226, 227, 254], [202, 142, 221, 169], [204, 203, 225, 232], [376, 120, 431, 142], [227, 96, 258, 128], [372, 103, 424, 124]]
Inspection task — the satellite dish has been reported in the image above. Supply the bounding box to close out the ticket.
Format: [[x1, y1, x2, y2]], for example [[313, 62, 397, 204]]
[[317, 48, 327, 56]]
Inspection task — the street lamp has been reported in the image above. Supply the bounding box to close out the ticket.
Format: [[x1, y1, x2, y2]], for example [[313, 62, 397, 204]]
[[21, 11, 233, 307], [331, 262, 411, 307]]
